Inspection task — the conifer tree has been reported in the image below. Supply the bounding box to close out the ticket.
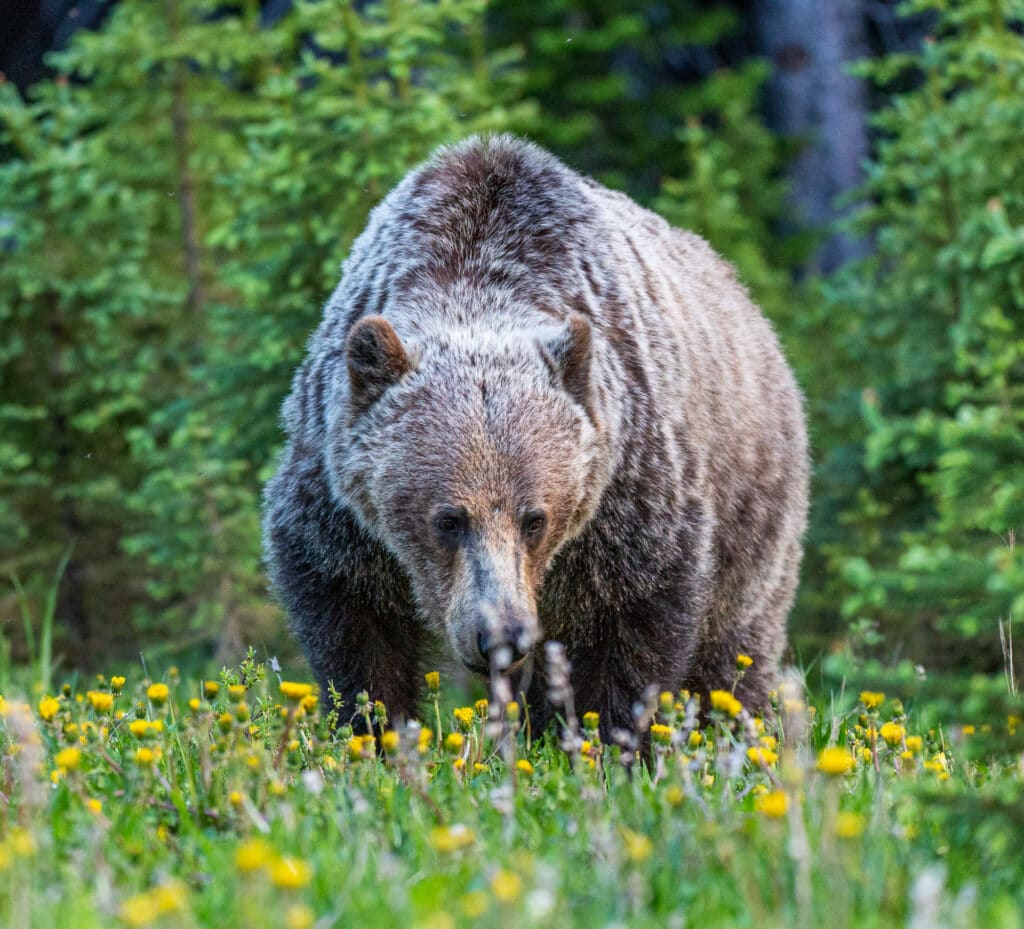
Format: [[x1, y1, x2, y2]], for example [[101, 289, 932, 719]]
[[820, 0, 1024, 664]]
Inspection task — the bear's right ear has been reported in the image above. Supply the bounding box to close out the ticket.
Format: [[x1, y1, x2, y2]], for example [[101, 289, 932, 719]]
[[346, 315, 412, 416]]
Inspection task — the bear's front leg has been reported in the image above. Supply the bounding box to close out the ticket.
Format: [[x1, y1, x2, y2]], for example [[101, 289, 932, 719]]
[[536, 608, 701, 746], [264, 469, 424, 729], [295, 579, 426, 733]]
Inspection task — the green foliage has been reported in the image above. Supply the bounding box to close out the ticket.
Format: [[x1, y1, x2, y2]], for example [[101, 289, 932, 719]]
[[0, 0, 530, 654], [490, 1, 741, 197], [819, 0, 1024, 663], [650, 64, 800, 324]]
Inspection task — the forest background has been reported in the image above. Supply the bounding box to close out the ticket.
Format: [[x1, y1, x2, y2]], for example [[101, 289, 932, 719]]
[[1, 0, 1022, 694]]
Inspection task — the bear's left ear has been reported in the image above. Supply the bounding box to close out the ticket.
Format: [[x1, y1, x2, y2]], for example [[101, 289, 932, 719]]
[[346, 315, 413, 416], [539, 312, 596, 423]]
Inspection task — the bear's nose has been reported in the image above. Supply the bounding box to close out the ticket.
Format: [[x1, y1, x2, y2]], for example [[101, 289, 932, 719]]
[[477, 623, 531, 668]]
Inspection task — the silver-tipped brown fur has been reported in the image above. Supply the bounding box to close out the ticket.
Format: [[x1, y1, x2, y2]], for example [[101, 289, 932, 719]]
[[262, 135, 809, 735]]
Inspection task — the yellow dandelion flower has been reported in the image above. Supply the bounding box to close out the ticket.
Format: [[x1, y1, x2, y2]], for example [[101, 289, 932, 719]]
[[754, 789, 788, 818], [285, 904, 315, 929], [279, 681, 313, 703], [924, 752, 949, 778], [746, 746, 778, 766], [650, 724, 674, 746], [417, 727, 434, 754], [582, 711, 600, 731], [381, 730, 400, 755], [620, 828, 653, 862], [270, 856, 312, 890], [783, 697, 804, 716], [229, 791, 243, 806], [817, 747, 856, 776], [709, 690, 742, 717], [444, 732, 464, 755], [453, 757, 466, 772], [151, 881, 187, 914], [905, 735, 923, 754], [736, 654, 754, 670], [453, 706, 475, 730], [880, 722, 905, 746], [688, 730, 703, 749], [203, 681, 220, 699], [461, 890, 489, 918], [87, 798, 103, 815], [9, 828, 35, 857], [516, 759, 534, 777], [962, 724, 975, 736], [38, 696, 61, 721], [665, 785, 684, 806], [301, 694, 318, 713], [835, 812, 865, 838], [347, 736, 371, 761], [129, 719, 150, 739], [87, 691, 113, 713], [505, 701, 520, 723], [429, 824, 475, 854], [235, 839, 274, 872], [490, 869, 523, 902], [146, 683, 169, 705], [188, 698, 201, 712], [55, 747, 81, 771], [702, 773, 715, 788], [860, 747, 873, 763], [473, 763, 489, 774], [110, 676, 126, 694], [228, 684, 246, 699], [119, 893, 159, 927], [860, 691, 884, 710], [424, 671, 440, 692], [134, 747, 158, 766], [474, 699, 489, 718]]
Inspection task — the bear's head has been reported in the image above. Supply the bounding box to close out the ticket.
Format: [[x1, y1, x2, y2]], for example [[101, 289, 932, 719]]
[[328, 309, 611, 675]]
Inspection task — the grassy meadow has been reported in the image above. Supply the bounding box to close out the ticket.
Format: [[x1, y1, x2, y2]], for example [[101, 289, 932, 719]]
[[1, 650, 1023, 928]]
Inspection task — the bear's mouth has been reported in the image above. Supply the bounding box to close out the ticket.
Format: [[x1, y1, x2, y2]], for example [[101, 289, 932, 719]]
[[462, 656, 529, 677]]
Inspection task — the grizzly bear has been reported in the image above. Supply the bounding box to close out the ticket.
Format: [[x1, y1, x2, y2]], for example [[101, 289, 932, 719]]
[[263, 134, 809, 736]]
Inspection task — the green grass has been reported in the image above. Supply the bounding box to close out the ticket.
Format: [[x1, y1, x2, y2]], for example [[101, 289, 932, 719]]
[[0, 651, 1022, 928]]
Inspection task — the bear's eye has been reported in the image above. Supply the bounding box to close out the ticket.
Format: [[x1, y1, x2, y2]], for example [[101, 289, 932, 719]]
[[433, 508, 468, 540], [523, 512, 547, 539]]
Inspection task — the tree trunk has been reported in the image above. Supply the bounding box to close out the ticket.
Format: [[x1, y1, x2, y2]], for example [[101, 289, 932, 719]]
[[756, 0, 870, 272]]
